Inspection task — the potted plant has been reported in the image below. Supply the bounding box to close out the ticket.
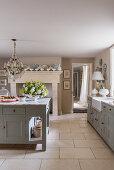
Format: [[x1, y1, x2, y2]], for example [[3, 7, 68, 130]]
[[20, 80, 48, 101]]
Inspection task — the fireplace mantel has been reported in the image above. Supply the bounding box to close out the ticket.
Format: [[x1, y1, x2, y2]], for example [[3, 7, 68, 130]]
[[8, 71, 63, 116], [8, 71, 63, 84]]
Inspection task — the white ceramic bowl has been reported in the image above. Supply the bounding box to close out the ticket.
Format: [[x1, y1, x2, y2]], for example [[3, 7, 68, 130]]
[[99, 88, 109, 97]]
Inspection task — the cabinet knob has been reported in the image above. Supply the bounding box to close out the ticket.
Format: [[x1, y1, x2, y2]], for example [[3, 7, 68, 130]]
[[101, 122, 104, 124], [3, 126, 5, 128], [109, 108, 111, 111], [13, 109, 15, 112], [104, 106, 106, 108]]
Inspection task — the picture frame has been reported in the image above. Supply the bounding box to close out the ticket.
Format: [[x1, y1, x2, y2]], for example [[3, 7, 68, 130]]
[[63, 80, 70, 90], [64, 70, 70, 78], [0, 79, 7, 86], [0, 70, 6, 76]]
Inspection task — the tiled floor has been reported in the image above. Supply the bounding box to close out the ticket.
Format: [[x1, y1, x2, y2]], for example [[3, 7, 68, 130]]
[[0, 113, 114, 170]]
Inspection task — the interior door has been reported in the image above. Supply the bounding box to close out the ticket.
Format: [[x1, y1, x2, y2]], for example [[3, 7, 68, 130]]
[[3, 115, 25, 144]]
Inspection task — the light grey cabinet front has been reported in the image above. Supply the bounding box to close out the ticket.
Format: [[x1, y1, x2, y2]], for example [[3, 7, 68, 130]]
[[0, 115, 4, 143], [3, 115, 25, 144], [87, 97, 114, 152], [102, 103, 114, 150]]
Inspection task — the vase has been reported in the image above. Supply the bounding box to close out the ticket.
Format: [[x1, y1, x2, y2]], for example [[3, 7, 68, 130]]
[[25, 95, 40, 102]]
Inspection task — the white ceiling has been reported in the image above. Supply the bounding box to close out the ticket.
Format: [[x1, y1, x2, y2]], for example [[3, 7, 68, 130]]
[[0, 0, 114, 58]]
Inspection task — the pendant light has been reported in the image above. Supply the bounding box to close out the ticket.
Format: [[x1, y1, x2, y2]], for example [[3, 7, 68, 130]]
[[4, 39, 24, 81]]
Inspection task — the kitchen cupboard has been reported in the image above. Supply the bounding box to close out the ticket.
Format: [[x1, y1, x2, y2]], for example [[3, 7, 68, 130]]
[[87, 96, 114, 151], [0, 98, 51, 151]]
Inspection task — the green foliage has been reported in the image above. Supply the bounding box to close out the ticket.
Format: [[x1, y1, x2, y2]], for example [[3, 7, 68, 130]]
[[20, 80, 49, 97]]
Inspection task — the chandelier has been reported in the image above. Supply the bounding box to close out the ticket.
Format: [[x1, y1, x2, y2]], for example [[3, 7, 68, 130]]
[[4, 39, 24, 81]]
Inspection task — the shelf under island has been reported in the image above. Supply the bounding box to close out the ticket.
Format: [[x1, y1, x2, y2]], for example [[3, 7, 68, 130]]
[[0, 98, 51, 151]]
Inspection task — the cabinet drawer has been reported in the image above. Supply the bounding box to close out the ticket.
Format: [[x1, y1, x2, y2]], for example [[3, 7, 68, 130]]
[[3, 107, 25, 115], [26, 106, 42, 114], [108, 107, 113, 114], [0, 107, 2, 114], [102, 103, 113, 114], [102, 103, 108, 111]]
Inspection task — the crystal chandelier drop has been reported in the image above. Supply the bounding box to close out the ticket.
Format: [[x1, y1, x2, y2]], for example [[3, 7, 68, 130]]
[[4, 39, 24, 81]]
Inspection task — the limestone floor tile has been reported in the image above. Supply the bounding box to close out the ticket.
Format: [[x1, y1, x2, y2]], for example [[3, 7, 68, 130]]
[[25, 148, 59, 159], [0, 159, 4, 167], [58, 127, 71, 133], [74, 140, 106, 148], [80, 123, 89, 128], [47, 131, 59, 140], [91, 148, 114, 159], [71, 133, 86, 140], [60, 148, 95, 159], [0, 150, 26, 159], [84, 133, 101, 140], [40, 160, 81, 170], [60, 132, 85, 140], [79, 160, 114, 170], [71, 128, 93, 133], [0, 159, 41, 170], [60, 133, 72, 140], [47, 140, 74, 148]]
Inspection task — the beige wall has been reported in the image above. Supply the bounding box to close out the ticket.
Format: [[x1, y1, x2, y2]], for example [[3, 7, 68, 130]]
[[20, 56, 62, 65], [0, 56, 94, 114], [94, 48, 110, 89], [61, 58, 94, 114]]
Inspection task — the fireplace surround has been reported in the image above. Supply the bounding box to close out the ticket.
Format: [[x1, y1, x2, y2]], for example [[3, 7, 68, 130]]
[[8, 71, 63, 116]]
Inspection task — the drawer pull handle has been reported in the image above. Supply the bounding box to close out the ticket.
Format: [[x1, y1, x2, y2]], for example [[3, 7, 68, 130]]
[[13, 109, 15, 112], [101, 122, 104, 124], [95, 118, 98, 121]]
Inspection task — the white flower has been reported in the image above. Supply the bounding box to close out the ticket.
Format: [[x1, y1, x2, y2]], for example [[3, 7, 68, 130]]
[[30, 87, 35, 93]]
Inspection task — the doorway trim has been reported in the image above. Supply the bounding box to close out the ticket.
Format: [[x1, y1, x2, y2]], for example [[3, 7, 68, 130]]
[[72, 63, 93, 111]]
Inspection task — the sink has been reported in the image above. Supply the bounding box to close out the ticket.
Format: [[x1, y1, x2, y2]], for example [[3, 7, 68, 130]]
[[92, 97, 114, 111]]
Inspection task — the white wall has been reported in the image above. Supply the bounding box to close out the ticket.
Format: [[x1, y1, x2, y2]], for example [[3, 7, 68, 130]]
[[110, 48, 114, 96]]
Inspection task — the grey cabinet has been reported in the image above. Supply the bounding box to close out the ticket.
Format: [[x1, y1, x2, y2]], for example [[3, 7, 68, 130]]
[[0, 114, 25, 144], [0, 99, 51, 151], [102, 103, 114, 151], [87, 96, 114, 152], [3, 115, 25, 144], [99, 110, 107, 140], [0, 115, 3, 143], [87, 97, 94, 124]]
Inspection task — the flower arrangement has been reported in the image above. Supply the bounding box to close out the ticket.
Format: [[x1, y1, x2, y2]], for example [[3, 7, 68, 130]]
[[20, 81, 49, 98]]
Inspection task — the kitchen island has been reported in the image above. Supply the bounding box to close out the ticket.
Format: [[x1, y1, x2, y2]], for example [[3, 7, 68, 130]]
[[0, 98, 51, 151]]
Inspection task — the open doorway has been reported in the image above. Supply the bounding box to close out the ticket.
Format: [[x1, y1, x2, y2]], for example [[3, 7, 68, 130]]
[[72, 63, 93, 113]]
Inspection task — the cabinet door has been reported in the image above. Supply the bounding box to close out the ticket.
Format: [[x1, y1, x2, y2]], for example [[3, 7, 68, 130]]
[[3, 115, 25, 144], [0, 116, 4, 143], [100, 111, 107, 140], [87, 103, 91, 122], [106, 113, 114, 150]]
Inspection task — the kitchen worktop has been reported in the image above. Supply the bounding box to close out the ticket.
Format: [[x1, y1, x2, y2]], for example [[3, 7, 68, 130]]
[[102, 100, 114, 107], [90, 96, 114, 111], [0, 98, 51, 106]]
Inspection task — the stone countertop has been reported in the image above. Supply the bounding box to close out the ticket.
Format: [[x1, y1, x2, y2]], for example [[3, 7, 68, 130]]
[[102, 101, 114, 107], [0, 98, 51, 106]]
